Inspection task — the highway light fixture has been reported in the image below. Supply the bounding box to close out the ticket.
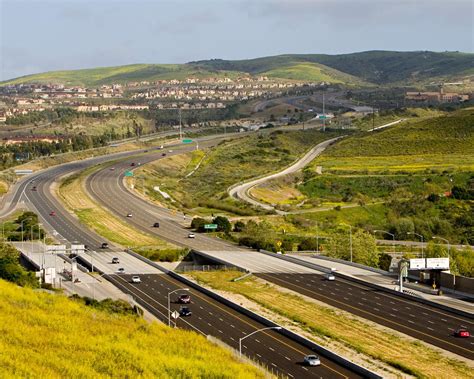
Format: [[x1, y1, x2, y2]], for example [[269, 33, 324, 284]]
[[407, 232, 424, 258], [239, 326, 282, 357], [432, 236, 451, 260], [167, 288, 189, 326], [373, 229, 395, 254]]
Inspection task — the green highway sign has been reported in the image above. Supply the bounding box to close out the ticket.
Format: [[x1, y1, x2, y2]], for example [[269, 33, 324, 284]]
[[204, 224, 218, 230], [319, 115, 327, 119], [124, 171, 134, 177], [182, 139, 193, 144]]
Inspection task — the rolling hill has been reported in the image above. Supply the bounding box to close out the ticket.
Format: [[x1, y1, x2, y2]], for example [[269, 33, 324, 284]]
[[0, 278, 263, 378], [2, 50, 472, 87]]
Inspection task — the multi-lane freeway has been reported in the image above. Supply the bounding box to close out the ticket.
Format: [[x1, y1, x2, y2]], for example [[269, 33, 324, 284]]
[[82, 144, 474, 360], [6, 137, 367, 378]]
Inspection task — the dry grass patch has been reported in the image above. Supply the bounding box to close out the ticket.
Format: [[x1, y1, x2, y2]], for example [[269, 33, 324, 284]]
[[189, 271, 472, 379]]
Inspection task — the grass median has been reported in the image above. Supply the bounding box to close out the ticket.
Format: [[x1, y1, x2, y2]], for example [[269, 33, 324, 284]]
[[188, 270, 473, 379], [58, 164, 187, 261]]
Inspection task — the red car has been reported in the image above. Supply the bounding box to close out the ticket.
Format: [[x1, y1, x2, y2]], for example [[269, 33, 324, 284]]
[[177, 294, 191, 304], [49, 211, 56, 216], [454, 328, 470, 338], [130, 162, 136, 167]]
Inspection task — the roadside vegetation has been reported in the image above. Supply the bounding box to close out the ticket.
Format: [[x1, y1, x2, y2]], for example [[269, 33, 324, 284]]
[[189, 270, 473, 379], [133, 128, 344, 216], [0, 242, 39, 288], [0, 278, 264, 378], [58, 166, 187, 261]]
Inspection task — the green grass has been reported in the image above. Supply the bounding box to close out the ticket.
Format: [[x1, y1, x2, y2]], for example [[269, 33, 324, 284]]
[[311, 108, 474, 174], [188, 271, 473, 378], [135, 129, 343, 215], [0, 279, 263, 378]]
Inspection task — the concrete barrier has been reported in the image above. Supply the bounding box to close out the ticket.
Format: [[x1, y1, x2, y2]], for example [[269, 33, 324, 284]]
[[124, 249, 381, 378], [259, 250, 474, 320]]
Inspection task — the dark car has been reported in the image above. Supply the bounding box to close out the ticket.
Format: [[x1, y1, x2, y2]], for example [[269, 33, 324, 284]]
[[177, 294, 191, 304], [111, 257, 120, 264], [179, 306, 192, 317], [49, 211, 56, 216], [454, 328, 470, 338], [101, 242, 109, 249], [161, 153, 166, 156], [130, 162, 136, 166], [31, 186, 37, 191], [153, 222, 160, 228]]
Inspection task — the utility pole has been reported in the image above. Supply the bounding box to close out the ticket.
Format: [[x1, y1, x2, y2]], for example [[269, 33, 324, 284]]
[[322, 92, 326, 132]]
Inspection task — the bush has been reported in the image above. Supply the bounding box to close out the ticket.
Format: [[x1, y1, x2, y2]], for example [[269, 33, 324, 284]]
[[0, 242, 39, 288], [213, 216, 231, 233], [191, 217, 208, 232], [298, 238, 319, 251], [233, 221, 246, 232]]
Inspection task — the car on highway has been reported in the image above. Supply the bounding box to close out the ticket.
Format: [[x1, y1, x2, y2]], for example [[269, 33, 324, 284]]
[[177, 294, 191, 304], [127, 213, 133, 218], [179, 306, 192, 317], [153, 222, 160, 228], [111, 257, 120, 264], [130, 162, 136, 166], [325, 273, 336, 281], [131, 275, 141, 283], [168, 150, 173, 153], [109, 167, 115, 171], [188, 233, 196, 239], [161, 153, 166, 156], [303, 355, 321, 366], [454, 328, 470, 338], [31, 186, 37, 191], [116, 267, 125, 274], [49, 211, 56, 216], [101, 242, 109, 249]]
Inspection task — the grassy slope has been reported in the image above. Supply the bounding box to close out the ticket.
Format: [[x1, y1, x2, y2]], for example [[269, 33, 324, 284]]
[[1, 64, 243, 87], [311, 108, 474, 173], [189, 271, 472, 378], [6, 51, 472, 86], [0, 279, 262, 378]]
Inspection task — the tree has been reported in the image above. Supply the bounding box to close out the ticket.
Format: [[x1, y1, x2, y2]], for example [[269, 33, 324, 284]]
[[233, 221, 245, 232], [213, 216, 231, 233], [191, 217, 208, 232], [0, 242, 39, 287], [325, 230, 379, 268], [298, 238, 319, 251]]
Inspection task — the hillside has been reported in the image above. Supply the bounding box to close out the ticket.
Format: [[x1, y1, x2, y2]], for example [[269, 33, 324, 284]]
[[0, 279, 263, 378], [3, 50, 472, 87]]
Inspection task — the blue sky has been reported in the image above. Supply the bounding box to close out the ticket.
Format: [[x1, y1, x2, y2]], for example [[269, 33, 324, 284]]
[[1, 0, 473, 80]]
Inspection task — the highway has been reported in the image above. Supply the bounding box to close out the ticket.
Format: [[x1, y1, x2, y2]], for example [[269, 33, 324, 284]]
[[82, 146, 474, 359], [6, 139, 363, 378], [256, 272, 474, 360]]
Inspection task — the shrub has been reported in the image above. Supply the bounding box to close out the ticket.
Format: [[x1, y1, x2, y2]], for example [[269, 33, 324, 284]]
[[212, 216, 231, 233]]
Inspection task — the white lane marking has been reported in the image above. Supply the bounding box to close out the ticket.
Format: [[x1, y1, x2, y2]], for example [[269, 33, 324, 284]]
[[428, 320, 434, 324], [218, 330, 223, 334], [257, 354, 262, 358], [230, 324, 235, 328], [441, 318, 447, 322], [427, 327, 434, 331], [302, 367, 308, 371], [271, 363, 277, 368], [373, 308, 379, 311], [269, 347, 275, 352], [255, 339, 260, 343], [390, 313, 396, 317], [408, 320, 415, 324], [285, 356, 291, 361]]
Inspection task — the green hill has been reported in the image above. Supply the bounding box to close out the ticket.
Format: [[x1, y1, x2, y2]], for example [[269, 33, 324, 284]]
[[0, 279, 263, 378], [3, 50, 472, 87]]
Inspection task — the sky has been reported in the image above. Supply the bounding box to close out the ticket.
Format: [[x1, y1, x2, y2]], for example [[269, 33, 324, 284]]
[[1, 0, 473, 81]]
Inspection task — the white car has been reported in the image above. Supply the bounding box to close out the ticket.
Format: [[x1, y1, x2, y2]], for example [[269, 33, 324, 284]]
[[131, 276, 141, 283], [188, 233, 196, 238], [325, 273, 336, 281], [116, 267, 125, 274], [168, 150, 173, 153], [303, 355, 321, 366]]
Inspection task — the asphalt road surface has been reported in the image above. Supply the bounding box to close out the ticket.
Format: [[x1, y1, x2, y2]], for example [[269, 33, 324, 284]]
[[256, 272, 474, 360], [7, 140, 362, 378]]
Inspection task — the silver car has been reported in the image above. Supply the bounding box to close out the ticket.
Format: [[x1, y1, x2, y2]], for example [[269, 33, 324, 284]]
[[325, 273, 336, 281], [304, 355, 321, 366]]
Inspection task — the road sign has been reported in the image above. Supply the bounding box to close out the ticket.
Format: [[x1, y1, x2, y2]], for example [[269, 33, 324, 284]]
[[124, 171, 133, 177], [71, 244, 85, 255], [409, 258, 425, 270], [171, 310, 180, 320], [276, 240, 282, 247], [204, 224, 218, 230], [46, 245, 67, 254], [426, 258, 449, 270], [318, 115, 327, 120], [182, 139, 193, 144]]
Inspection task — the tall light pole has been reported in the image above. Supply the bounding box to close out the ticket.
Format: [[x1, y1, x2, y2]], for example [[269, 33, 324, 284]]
[[432, 236, 455, 288], [239, 327, 282, 357], [167, 288, 189, 326], [340, 223, 353, 262], [407, 232, 424, 258], [374, 229, 395, 254]]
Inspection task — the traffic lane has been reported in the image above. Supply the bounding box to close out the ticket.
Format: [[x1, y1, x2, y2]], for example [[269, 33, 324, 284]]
[[257, 273, 474, 360], [110, 273, 360, 379]]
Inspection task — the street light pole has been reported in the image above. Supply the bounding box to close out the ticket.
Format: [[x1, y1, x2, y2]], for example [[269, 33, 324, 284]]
[[20, 217, 32, 252], [167, 288, 189, 326], [432, 236, 453, 287], [239, 326, 282, 357], [407, 232, 424, 258], [374, 229, 395, 254]]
